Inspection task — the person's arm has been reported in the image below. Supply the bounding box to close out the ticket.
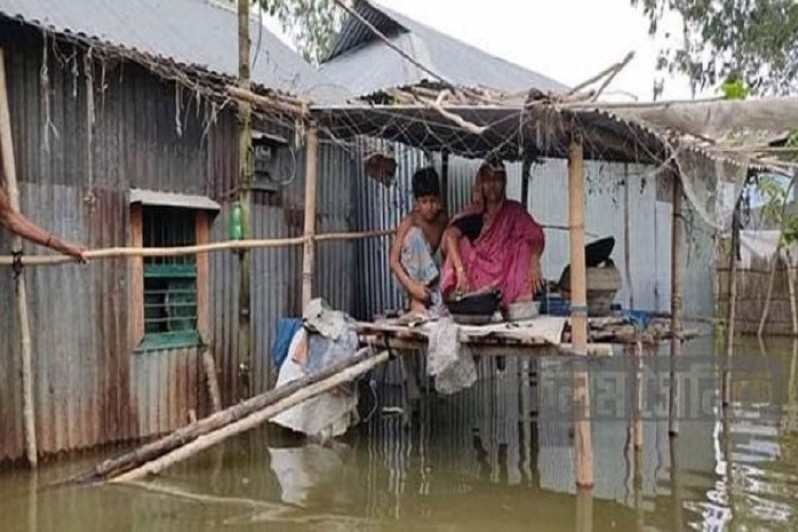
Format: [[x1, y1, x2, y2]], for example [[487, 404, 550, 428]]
[[442, 225, 469, 294], [389, 216, 430, 302], [0, 185, 87, 261]]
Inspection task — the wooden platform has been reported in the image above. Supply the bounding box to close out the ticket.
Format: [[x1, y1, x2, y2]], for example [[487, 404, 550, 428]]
[[355, 313, 699, 357], [356, 317, 615, 357]]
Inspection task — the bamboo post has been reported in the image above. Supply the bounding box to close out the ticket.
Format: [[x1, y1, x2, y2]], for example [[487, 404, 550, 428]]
[[301, 125, 319, 309], [236, 0, 253, 399], [440, 149, 449, 210], [521, 155, 532, 209], [0, 48, 37, 467], [624, 164, 635, 309], [723, 206, 740, 407], [111, 350, 390, 482], [568, 130, 593, 488], [568, 132, 588, 353], [669, 172, 684, 437]]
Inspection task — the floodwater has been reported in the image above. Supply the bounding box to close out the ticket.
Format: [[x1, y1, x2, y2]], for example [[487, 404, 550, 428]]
[[1, 335, 797, 531]]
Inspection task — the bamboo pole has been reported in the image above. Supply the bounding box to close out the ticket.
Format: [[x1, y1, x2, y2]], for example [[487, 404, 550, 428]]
[[669, 172, 684, 437], [723, 207, 740, 407], [568, 130, 593, 488], [111, 350, 390, 482], [237, 0, 253, 400], [302, 125, 319, 309], [0, 49, 37, 467], [568, 132, 588, 353], [521, 155, 532, 209], [64, 347, 381, 484], [0, 230, 394, 266], [440, 150, 449, 210]]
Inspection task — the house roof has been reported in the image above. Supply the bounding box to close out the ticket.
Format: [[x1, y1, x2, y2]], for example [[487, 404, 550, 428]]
[[0, 0, 348, 103], [320, 0, 568, 98]]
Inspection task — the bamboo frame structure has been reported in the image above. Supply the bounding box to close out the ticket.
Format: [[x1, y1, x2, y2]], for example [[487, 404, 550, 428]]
[[0, 48, 37, 467], [302, 125, 319, 309]]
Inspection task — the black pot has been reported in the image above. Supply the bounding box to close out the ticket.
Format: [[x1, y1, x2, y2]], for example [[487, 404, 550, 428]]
[[446, 288, 502, 316]]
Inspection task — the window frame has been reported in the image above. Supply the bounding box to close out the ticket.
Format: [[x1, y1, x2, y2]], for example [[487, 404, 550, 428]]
[[130, 203, 211, 353]]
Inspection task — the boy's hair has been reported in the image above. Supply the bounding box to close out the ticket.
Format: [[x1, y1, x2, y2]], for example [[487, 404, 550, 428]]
[[412, 167, 440, 199]]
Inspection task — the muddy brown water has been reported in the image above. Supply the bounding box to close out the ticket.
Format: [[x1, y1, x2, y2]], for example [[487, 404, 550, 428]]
[[1, 335, 797, 531]]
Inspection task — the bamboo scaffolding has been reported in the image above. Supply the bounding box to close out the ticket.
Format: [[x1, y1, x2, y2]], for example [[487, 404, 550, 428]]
[[0, 230, 392, 266], [0, 48, 37, 467]]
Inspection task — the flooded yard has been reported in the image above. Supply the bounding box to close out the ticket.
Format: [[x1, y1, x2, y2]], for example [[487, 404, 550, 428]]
[[1, 335, 797, 531]]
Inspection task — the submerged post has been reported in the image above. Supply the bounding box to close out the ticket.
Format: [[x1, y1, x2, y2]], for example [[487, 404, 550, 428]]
[[302, 125, 319, 309], [669, 171, 684, 436], [0, 49, 37, 467], [568, 130, 593, 488]]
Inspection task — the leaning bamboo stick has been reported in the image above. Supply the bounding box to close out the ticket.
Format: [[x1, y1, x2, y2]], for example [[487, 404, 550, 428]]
[[111, 350, 390, 482], [0, 49, 37, 467], [63, 347, 382, 485], [0, 230, 393, 266]]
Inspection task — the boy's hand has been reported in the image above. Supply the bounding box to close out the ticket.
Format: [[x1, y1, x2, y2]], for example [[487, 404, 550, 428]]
[[409, 281, 432, 303]]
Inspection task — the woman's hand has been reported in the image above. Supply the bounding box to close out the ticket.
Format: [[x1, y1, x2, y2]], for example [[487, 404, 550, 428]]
[[455, 266, 469, 296], [526, 255, 544, 295]]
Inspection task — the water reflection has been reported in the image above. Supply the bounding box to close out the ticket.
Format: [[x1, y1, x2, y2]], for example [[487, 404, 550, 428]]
[[1, 336, 797, 531]]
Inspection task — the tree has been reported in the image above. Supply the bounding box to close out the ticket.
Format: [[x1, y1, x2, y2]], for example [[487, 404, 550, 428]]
[[632, 0, 798, 96], [258, 0, 345, 64]]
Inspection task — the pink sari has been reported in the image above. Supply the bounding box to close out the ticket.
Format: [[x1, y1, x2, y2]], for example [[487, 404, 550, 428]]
[[441, 200, 545, 307]]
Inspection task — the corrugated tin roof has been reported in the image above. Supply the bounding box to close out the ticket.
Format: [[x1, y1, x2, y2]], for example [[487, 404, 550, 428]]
[[320, 0, 568, 97], [0, 0, 349, 103]]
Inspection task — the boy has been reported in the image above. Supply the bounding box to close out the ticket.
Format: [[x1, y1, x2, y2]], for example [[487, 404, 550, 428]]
[[389, 166, 448, 317]]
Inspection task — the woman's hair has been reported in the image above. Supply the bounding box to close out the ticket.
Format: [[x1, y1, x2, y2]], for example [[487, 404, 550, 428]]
[[472, 158, 507, 206], [412, 166, 440, 199]]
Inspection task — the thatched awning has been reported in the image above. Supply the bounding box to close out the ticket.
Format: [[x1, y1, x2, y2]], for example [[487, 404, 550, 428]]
[[310, 103, 670, 165]]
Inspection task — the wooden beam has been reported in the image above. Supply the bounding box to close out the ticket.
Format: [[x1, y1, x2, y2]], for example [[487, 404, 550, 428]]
[[669, 172, 684, 436], [0, 48, 37, 467], [302, 125, 319, 309]]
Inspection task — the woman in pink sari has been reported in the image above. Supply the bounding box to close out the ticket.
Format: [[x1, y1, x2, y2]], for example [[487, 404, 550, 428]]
[[441, 158, 545, 308]]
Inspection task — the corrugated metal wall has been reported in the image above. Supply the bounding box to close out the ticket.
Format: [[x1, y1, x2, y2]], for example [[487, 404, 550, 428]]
[[0, 23, 358, 461], [354, 142, 715, 320]]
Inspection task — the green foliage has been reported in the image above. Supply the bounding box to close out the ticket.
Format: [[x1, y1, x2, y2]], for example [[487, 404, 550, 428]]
[[721, 76, 748, 100], [757, 174, 798, 246], [259, 0, 346, 64], [631, 0, 798, 96]]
